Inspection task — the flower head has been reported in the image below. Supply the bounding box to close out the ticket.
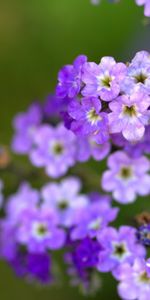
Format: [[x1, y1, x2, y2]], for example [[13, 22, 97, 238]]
[[68, 97, 109, 144], [16, 207, 66, 252], [108, 91, 150, 142], [56, 55, 87, 98], [82, 57, 126, 101], [41, 177, 89, 227], [30, 123, 77, 178], [97, 226, 145, 273], [76, 137, 110, 162], [102, 151, 150, 203], [9, 251, 52, 284], [71, 194, 119, 240], [12, 103, 42, 154], [115, 258, 150, 300], [6, 182, 39, 224]]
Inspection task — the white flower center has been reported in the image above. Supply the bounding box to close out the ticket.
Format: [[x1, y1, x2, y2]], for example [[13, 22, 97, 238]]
[[87, 108, 102, 125], [111, 242, 130, 261], [32, 222, 50, 240], [88, 217, 102, 230]]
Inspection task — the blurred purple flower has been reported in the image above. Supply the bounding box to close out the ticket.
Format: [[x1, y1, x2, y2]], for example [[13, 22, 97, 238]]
[[77, 137, 111, 162], [111, 125, 150, 158], [6, 182, 39, 224], [30, 123, 77, 178], [97, 226, 145, 272], [115, 258, 150, 300], [102, 151, 150, 203], [16, 207, 66, 252], [56, 55, 87, 98], [71, 197, 119, 240], [41, 177, 89, 227], [12, 103, 42, 154]]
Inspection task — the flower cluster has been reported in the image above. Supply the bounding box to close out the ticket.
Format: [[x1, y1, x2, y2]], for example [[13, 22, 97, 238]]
[[12, 95, 111, 178], [90, 0, 150, 17], [56, 52, 150, 144], [11, 89, 150, 203], [0, 179, 117, 285], [1, 177, 150, 299], [55, 51, 150, 203], [1, 51, 150, 299]]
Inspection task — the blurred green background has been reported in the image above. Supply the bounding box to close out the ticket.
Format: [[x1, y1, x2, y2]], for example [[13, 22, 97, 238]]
[[0, 0, 150, 299]]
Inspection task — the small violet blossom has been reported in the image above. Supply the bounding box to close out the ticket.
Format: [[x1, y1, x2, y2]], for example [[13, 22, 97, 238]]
[[6, 182, 40, 224], [70, 196, 119, 240], [12, 103, 42, 154], [76, 137, 110, 162], [102, 151, 150, 203], [16, 207, 66, 253], [82, 56, 126, 101], [108, 92, 150, 142], [56, 55, 87, 98], [68, 97, 109, 144], [41, 177, 89, 227], [30, 123, 77, 178], [97, 226, 145, 273], [115, 258, 150, 300]]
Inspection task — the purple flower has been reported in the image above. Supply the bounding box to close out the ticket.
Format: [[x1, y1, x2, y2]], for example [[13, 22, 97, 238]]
[[71, 238, 101, 269], [26, 252, 52, 283], [68, 97, 109, 144], [71, 197, 119, 240], [82, 56, 126, 101], [65, 238, 101, 294], [108, 92, 150, 142], [9, 251, 28, 278], [9, 251, 52, 284], [6, 182, 40, 224], [136, 0, 150, 17], [122, 51, 150, 94], [43, 94, 68, 119], [41, 177, 89, 227], [56, 55, 87, 98], [30, 123, 77, 178], [111, 125, 150, 158], [131, 51, 150, 67], [115, 258, 150, 300], [97, 226, 145, 273], [12, 103, 42, 154], [102, 151, 150, 203], [76, 137, 111, 162], [16, 207, 66, 252]]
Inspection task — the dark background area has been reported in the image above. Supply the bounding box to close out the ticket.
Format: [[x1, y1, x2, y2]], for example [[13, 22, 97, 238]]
[[0, 0, 150, 299]]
